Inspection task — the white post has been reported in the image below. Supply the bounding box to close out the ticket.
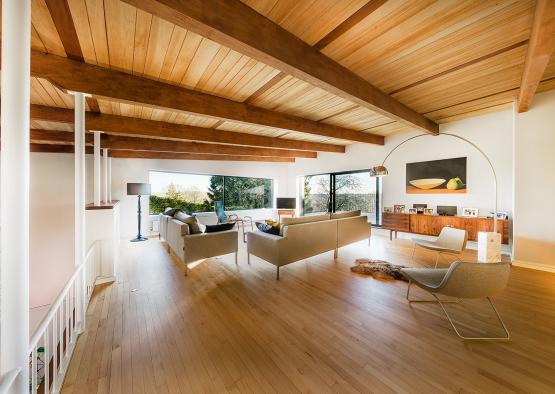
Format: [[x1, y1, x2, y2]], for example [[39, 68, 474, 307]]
[[94, 131, 101, 206], [108, 157, 113, 202], [102, 148, 109, 203], [0, 0, 31, 392], [72, 92, 87, 332]]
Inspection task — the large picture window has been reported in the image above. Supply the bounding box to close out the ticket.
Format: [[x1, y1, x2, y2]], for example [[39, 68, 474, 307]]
[[149, 171, 273, 214], [302, 170, 381, 224]]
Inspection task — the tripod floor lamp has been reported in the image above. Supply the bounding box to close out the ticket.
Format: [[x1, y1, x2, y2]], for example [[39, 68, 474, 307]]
[[369, 132, 501, 263], [127, 182, 151, 242]]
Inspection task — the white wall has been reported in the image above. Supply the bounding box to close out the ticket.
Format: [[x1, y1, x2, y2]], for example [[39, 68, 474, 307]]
[[29, 153, 93, 308], [287, 109, 514, 219], [513, 90, 555, 271], [110, 158, 290, 237]]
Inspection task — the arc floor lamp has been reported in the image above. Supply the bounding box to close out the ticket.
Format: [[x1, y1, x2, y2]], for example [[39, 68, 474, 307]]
[[369, 132, 501, 261]]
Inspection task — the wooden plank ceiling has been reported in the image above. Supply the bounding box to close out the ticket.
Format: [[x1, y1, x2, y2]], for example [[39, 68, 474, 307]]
[[22, 0, 555, 161]]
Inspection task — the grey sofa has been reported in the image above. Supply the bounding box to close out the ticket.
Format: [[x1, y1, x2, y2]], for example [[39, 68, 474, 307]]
[[159, 214, 238, 275], [246, 212, 371, 279]]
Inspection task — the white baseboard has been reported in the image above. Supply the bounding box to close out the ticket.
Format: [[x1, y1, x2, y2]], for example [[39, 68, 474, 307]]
[[512, 260, 555, 273], [95, 275, 116, 285]]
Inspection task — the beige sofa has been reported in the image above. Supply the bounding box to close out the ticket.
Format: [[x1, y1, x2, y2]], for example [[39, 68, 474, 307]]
[[246, 212, 371, 279], [159, 214, 238, 275]]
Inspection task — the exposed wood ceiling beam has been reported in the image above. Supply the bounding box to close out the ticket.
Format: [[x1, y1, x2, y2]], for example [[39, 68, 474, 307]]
[[29, 129, 315, 158], [109, 150, 295, 163], [29, 105, 345, 153], [517, 0, 555, 113], [30, 129, 93, 144], [30, 142, 287, 163], [101, 134, 315, 158], [313, 0, 388, 50], [122, 0, 437, 135], [44, 0, 101, 113], [30, 143, 94, 154], [31, 51, 383, 145]]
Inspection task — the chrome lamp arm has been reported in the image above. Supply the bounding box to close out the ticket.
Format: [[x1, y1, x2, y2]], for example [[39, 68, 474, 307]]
[[374, 132, 498, 232]]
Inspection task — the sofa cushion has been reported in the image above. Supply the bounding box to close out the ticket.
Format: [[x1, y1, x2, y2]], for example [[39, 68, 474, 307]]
[[280, 213, 330, 236], [255, 221, 280, 236], [164, 207, 179, 216], [174, 212, 205, 234], [281, 213, 330, 226], [331, 210, 361, 219], [205, 222, 235, 233]]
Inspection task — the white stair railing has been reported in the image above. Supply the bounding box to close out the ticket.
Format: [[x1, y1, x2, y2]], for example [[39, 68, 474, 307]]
[[26, 241, 100, 394]]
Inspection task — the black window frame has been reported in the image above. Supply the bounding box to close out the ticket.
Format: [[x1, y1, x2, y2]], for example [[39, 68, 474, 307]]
[[301, 169, 381, 225], [148, 170, 274, 214]]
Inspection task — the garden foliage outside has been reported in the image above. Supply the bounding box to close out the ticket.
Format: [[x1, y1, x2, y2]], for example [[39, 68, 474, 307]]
[[150, 174, 272, 214]]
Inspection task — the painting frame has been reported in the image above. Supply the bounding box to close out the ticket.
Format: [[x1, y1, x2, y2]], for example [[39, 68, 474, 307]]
[[406, 157, 467, 194]]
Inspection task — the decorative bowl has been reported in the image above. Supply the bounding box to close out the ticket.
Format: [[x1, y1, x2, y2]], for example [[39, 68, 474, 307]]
[[409, 178, 446, 189]]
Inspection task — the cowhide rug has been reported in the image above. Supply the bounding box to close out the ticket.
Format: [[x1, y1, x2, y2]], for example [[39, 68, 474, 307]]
[[351, 258, 408, 281]]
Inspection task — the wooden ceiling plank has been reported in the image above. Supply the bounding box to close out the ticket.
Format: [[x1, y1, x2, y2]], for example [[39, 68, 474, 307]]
[[313, 0, 388, 50], [121, 0, 438, 135], [390, 40, 529, 95], [517, 0, 555, 112], [30, 104, 346, 153], [108, 150, 295, 163], [31, 51, 382, 144]]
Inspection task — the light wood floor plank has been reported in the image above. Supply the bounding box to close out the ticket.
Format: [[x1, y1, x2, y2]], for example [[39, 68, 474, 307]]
[[62, 229, 555, 393]]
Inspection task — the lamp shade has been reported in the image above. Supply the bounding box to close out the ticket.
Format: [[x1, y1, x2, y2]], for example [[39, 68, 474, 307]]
[[369, 165, 388, 177], [127, 182, 151, 196]]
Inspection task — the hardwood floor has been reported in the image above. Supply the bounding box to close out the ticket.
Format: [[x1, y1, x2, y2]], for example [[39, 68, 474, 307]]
[[62, 229, 555, 393]]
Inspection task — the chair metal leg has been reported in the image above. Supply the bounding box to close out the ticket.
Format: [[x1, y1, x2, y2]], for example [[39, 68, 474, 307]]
[[247, 253, 250, 265], [276, 266, 280, 280], [405, 281, 458, 303], [334, 248, 338, 259], [432, 294, 510, 341], [235, 252, 238, 265]]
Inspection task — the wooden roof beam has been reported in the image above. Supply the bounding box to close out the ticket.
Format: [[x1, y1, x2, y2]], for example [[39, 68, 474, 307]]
[[108, 150, 295, 163], [29, 105, 345, 153], [28, 129, 315, 158], [44, 0, 101, 112], [30, 51, 383, 145], [122, 0, 438, 135], [517, 0, 555, 113]]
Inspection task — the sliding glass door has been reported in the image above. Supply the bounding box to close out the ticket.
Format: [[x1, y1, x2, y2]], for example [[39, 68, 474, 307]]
[[302, 174, 331, 214], [302, 170, 381, 224], [334, 171, 380, 224]]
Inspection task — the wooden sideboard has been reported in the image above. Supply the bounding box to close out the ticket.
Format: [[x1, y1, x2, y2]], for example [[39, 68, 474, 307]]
[[382, 212, 509, 244]]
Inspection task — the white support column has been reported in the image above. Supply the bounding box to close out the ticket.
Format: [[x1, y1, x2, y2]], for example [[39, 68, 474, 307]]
[[103, 148, 109, 203], [94, 131, 101, 206], [0, 1, 31, 391], [72, 92, 87, 332], [108, 157, 113, 202]]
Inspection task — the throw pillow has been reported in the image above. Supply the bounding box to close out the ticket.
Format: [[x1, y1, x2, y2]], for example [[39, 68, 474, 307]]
[[174, 212, 205, 234], [205, 222, 235, 233], [255, 221, 280, 235], [164, 207, 179, 216]]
